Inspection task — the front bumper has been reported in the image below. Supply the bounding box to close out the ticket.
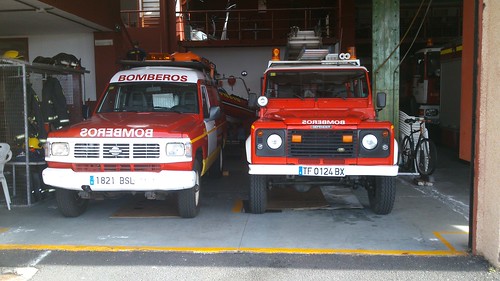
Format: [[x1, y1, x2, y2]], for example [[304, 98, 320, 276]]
[[248, 164, 399, 177], [42, 168, 196, 192]]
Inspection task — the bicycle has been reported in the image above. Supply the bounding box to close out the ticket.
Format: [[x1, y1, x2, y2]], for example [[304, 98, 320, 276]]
[[399, 117, 438, 176]]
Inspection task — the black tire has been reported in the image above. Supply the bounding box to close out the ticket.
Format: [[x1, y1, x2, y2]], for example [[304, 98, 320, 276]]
[[415, 138, 437, 176], [249, 175, 267, 214], [177, 160, 201, 218], [367, 176, 396, 215], [400, 136, 413, 171], [56, 188, 88, 217], [208, 147, 223, 178], [30, 171, 43, 202]]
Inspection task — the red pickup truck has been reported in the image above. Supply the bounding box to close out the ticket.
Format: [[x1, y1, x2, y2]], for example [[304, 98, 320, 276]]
[[43, 52, 227, 218]]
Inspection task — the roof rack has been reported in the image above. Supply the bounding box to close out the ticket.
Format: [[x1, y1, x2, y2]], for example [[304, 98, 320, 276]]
[[120, 59, 213, 72], [297, 48, 330, 61]]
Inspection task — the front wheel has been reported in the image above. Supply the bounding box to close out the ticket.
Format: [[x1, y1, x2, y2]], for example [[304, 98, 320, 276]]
[[56, 188, 88, 217], [415, 138, 437, 176], [248, 175, 267, 214], [177, 160, 201, 218], [367, 176, 396, 215]]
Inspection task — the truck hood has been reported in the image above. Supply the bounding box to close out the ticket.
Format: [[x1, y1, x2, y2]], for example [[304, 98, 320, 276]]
[[263, 109, 368, 126], [48, 112, 199, 138]]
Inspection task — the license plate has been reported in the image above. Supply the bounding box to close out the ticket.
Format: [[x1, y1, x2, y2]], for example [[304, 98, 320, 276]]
[[298, 166, 345, 177], [90, 176, 135, 185]]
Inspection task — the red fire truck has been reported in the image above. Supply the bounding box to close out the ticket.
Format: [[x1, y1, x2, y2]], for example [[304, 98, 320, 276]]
[[406, 46, 441, 123], [246, 48, 399, 215], [42, 52, 227, 218]]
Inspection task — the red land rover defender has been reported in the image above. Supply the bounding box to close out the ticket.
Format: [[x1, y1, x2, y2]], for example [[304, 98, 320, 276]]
[[246, 49, 399, 215], [42, 52, 226, 218]]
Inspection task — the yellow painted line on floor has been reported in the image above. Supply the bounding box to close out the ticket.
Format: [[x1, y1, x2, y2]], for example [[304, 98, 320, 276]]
[[0, 244, 467, 256], [433, 231, 468, 254], [437, 231, 469, 235], [0, 228, 8, 234], [231, 199, 243, 213]]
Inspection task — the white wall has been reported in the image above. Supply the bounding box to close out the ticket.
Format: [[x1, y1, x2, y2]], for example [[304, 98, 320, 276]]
[[28, 33, 96, 101], [190, 47, 280, 96]]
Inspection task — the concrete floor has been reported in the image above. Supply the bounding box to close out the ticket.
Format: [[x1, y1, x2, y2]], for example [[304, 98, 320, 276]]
[[0, 144, 471, 256]]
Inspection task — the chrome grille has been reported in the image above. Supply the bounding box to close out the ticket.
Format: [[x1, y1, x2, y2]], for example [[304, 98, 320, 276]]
[[74, 143, 100, 158], [73, 142, 160, 159], [133, 143, 160, 158], [287, 130, 357, 158], [103, 143, 130, 158]]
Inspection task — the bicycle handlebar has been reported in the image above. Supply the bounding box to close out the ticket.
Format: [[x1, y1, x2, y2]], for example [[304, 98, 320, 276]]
[[404, 117, 428, 124]]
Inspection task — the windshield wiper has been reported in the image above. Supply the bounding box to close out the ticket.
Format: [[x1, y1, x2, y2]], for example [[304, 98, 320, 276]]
[[153, 106, 183, 113], [294, 93, 304, 100]]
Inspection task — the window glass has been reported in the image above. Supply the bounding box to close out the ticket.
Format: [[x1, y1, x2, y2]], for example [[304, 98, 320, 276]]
[[200, 85, 209, 118], [97, 82, 198, 113], [265, 69, 369, 99]]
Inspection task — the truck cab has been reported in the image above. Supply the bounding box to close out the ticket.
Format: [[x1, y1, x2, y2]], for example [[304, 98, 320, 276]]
[[246, 49, 398, 215], [42, 52, 226, 218]]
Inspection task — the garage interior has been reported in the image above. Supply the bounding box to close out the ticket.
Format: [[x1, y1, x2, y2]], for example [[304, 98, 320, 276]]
[[0, 0, 499, 269]]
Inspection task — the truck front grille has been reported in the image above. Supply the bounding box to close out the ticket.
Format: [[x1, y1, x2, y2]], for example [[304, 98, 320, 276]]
[[73, 163, 162, 172], [74, 143, 99, 158], [287, 130, 357, 158], [74, 143, 160, 159]]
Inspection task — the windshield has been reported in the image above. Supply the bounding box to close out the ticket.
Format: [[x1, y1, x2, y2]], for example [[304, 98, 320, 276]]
[[97, 82, 199, 113], [265, 69, 369, 99]]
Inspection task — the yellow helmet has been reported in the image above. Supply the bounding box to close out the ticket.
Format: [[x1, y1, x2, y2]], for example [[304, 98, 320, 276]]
[[2, 50, 23, 59], [28, 137, 41, 149]]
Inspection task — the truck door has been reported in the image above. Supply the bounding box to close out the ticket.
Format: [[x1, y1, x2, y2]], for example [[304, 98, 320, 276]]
[[201, 85, 217, 156]]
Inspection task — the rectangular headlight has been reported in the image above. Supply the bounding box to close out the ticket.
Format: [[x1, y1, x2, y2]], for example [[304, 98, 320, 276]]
[[51, 142, 70, 156], [166, 142, 192, 157]]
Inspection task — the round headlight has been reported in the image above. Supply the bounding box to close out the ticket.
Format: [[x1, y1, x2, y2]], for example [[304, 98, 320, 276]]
[[362, 134, 378, 150], [257, 96, 268, 107], [267, 134, 282, 149]]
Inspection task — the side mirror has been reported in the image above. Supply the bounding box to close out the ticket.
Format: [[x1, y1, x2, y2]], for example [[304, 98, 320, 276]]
[[248, 92, 258, 109], [208, 106, 221, 120], [376, 92, 387, 109], [82, 104, 91, 119]]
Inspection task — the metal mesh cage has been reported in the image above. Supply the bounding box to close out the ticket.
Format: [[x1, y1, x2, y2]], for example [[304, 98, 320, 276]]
[[0, 59, 87, 207]]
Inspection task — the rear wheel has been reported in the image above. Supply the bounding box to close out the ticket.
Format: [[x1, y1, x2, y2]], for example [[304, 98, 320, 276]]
[[56, 188, 88, 217], [367, 176, 396, 215], [415, 138, 437, 176], [400, 136, 413, 171], [177, 160, 201, 218], [249, 175, 267, 214]]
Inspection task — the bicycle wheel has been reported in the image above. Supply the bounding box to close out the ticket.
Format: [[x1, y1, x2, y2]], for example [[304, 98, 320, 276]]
[[415, 138, 437, 176], [400, 136, 413, 171]]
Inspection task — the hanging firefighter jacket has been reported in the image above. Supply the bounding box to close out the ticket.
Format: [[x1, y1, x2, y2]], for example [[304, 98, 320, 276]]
[[4, 80, 47, 143], [41, 77, 70, 130]]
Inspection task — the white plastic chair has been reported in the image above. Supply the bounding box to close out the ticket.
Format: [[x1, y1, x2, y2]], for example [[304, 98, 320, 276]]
[[0, 143, 12, 210]]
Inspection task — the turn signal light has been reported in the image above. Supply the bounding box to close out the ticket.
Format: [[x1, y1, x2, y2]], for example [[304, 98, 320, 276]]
[[342, 135, 353, 143], [291, 134, 302, 143]]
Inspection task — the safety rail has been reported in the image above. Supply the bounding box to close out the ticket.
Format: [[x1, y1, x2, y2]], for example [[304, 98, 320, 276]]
[[121, 7, 338, 42]]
